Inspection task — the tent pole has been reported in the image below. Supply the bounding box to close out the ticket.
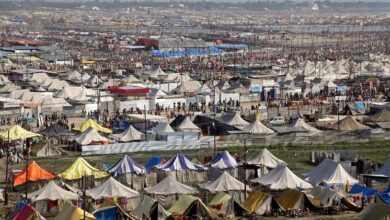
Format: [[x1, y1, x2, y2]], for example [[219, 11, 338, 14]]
[[4, 130, 10, 205], [25, 138, 29, 202], [244, 139, 247, 200]]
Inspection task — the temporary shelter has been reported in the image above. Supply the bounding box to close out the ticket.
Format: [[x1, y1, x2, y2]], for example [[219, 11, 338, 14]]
[[251, 165, 312, 190], [75, 127, 111, 145], [209, 192, 248, 217], [150, 122, 175, 133], [175, 116, 200, 132], [246, 148, 287, 168], [56, 202, 96, 220], [354, 203, 390, 220], [210, 150, 239, 170], [58, 157, 108, 181], [39, 123, 73, 137], [374, 159, 390, 177], [74, 118, 112, 134], [144, 176, 198, 208], [12, 204, 45, 220], [156, 152, 207, 183], [276, 188, 321, 211], [36, 142, 62, 157], [13, 161, 55, 187], [304, 159, 358, 186], [305, 186, 349, 207], [241, 191, 274, 215], [193, 115, 239, 136], [108, 155, 146, 190], [132, 195, 171, 220], [242, 119, 275, 134], [93, 200, 134, 220], [144, 156, 162, 172], [221, 112, 249, 128], [0, 125, 41, 140], [366, 109, 390, 122], [110, 125, 143, 142], [332, 116, 369, 131], [292, 118, 321, 133], [168, 195, 211, 218]]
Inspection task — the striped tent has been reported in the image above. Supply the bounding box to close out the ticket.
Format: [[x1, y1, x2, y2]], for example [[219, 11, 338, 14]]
[[108, 155, 146, 176], [210, 150, 238, 169], [157, 152, 207, 171]]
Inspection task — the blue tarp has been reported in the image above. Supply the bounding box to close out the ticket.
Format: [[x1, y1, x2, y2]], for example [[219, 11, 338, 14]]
[[337, 85, 345, 93], [144, 156, 161, 172], [112, 121, 130, 133], [250, 85, 262, 93], [379, 188, 390, 204], [354, 102, 366, 112], [152, 47, 224, 58], [348, 184, 377, 196], [94, 206, 118, 220]]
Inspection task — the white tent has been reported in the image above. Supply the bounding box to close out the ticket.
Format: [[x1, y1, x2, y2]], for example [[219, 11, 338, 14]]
[[246, 148, 287, 168], [305, 186, 346, 207], [292, 118, 321, 133], [132, 195, 171, 219], [221, 112, 249, 127], [86, 176, 140, 199], [304, 159, 358, 186], [176, 117, 200, 132], [46, 79, 70, 91], [251, 165, 312, 190], [199, 171, 247, 193], [150, 122, 175, 133], [242, 119, 274, 134], [36, 142, 62, 157], [144, 176, 198, 195], [111, 125, 143, 142], [28, 181, 78, 202], [75, 127, 110, 145]]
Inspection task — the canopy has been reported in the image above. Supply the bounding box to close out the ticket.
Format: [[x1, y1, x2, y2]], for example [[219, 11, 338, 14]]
[[241, 191, 273, 215], [56, 202, 96, 220], [144, 176, 198, 195], [157, 152, 207, 171], [221, 112, 249, 127], [75, 127, 110, 145], [251, 165, 312, 190], [0, 125, 41, 140], [144, 156, 161, 172], [36, 142, 61, 157], [39, 123, 73, 137], [132, 195, 171, 219], [199, 171, 247, 193], [210, 150, 238, 169], [348, 184, 377, 196], [374, 159, 390, 177], [110, 125, 143, 142], [332, 116, 369, 131], [86, 177, 140, 199], [292, 118, 321, 133], [306, 186, 346, 207], [168, 194, 210, 217], [246, 148, 287, 168], [93, 200, 134, 220], [108, 155, 146, 176], [58, 157, 108, 180], [242, 119, 274, 134], [74, 118, 112, 134], [13, 204, 45, 220], [209, 192, 248, 217], [304, 159, 358, 186], [14, 161, 55, 186], [276, 188, 321, 211], [150, 122, 175, 133], [27, 181, 78, 202], [175, 116, 200, 132]]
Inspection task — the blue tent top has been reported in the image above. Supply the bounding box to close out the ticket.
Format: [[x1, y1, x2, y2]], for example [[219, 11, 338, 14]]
[[144, 156, 161, 172], [112, 121, 131, 133], [348, 184, 377, 196], [210, 150, 238, 169], [378, 187, 390, 204], [94, 206, 118, 220], [108, 155, 146, 176], [354, 102, 366, 112]]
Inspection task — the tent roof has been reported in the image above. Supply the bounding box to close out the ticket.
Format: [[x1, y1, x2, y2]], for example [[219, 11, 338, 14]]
[[355, 203, 390, 220], [108, 155, 146, 176], [28, 181, 78, 202], [251, 165, 312, 190], [292, 118, 321, 133], [306, 186, 346, 207], [56, 202, 96, 220], [246, 148, 287, 168], [150, 122, 175, 133], [110, 125, 143, 142], [0, 125, 41, 140], [242, 119, 275, 134], [221, 112, 249, 127], [374, 159, 390, 177], [176, 116, 200, 132], [199, 171, 247, 193], [168, 194, 210, 217], [242, 190, 272, 213], [14, 161, 55, 186], [210, 150, 239, 169], [39, 123, 74, 137], [75, 127, 111, 145], [193, 115, 240, 135], [13, 204, 44, 220], [74, 118, 112, 134], [332, 116, 369, 131], [157, 152, 207, 171], [36, 142, 62, 157], [58, 157, 108, 180], [86, 176, 140, 199], [276, 188, 321, 211], [367, 109, 390, 122], [144, 176, 198, 195], [132, 195, 171, 219], [304, 159, 359, 186]]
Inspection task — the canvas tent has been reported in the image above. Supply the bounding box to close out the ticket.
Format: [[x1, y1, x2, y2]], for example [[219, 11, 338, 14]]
[[132, 195, 171, 220], [304, 159, 358, 186], [150, 122, 175, 133], [332, 116, 369, 131], [353, 203, 390, 220], [374, 159, 390, 177], [246, 148, 287, 168], [108, 155, 146, 176], [292, 118, 321, 133], [276, 188, 321, 211], [56, 202, 96, 220], [110, 125, 143, 142], [210, 150, 239, 170], [39, 123, 73, 137], [241, 191, 274, 215], [251, 165, 312, 190], [305, 186, 348, 207], [74, 118, 112, 134], [28, 181, 78, 202], [75, 127, 111, 145], [366, 109, 390, 123], [36, 142, 61, 157], [341, 102, 366, 115], [13, 161, 55, 187], [58, 157, 108, 181], [175, 116, 200, 132], [221, 112, 249, 128], [0, 125, 41, 140], [12, 204, 45, 220], [209, 192, 248, 217], [199, 171, 247, 193], [93, 200, 135, 220], [242, 119, 275, 134], [168, 194, 211, 218]]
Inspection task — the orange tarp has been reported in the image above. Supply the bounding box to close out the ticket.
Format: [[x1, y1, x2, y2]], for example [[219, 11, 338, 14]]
[[14, 161, 55, 186]]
